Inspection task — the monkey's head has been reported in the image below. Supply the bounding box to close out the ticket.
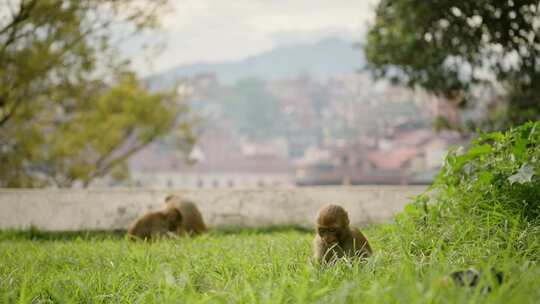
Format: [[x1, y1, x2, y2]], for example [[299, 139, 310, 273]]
[[164, 207, 183, 231], [165, 194, 181, 203], [316, 204, 350, 244], [164, 194, 186, 211]]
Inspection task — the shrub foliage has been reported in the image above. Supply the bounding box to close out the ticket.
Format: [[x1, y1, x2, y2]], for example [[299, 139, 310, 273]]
[[399, 121, 540, 259]]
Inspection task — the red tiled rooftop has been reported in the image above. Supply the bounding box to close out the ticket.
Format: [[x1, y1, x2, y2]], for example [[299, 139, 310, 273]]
[[367, 147, 420, 170]]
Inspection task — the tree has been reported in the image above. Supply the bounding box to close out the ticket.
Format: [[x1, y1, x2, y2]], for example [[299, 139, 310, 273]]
[[0, 0, 195, 187], [366, 0, 540, 132]]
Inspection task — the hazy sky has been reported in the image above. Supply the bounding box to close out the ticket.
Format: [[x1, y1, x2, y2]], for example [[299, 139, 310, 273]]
[[126, 0, 379, 76]]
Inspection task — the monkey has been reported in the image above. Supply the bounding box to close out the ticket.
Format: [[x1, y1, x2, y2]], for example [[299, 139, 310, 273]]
[[441, 268, 504, 293], [164, 194, 207, 235], [127, 206, 183, 240], [313, 204, 372, 264]]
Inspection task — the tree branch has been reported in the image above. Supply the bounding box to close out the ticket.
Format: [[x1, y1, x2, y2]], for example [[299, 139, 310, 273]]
[[0, 0, 38, 51], [0, 97, 22, 126], [83, 135, 160, 187]]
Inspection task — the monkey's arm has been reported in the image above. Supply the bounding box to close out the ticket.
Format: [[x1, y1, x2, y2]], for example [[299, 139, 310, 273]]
[[127, 219, 145, 240], [313, 237, 344, 263], [313, 237, 334, 263]]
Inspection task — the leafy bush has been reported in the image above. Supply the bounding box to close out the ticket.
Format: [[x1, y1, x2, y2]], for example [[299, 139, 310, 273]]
[[438, 121, 540, 221], [396, 122, 540, 259]]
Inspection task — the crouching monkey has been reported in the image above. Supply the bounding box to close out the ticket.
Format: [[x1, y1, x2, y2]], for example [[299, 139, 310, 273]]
[[313, 204, 372, 264], [127, 206, 183, 240]]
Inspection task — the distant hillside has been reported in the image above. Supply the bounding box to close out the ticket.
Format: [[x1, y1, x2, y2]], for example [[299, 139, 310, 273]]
[[147, 38, 364, 90]]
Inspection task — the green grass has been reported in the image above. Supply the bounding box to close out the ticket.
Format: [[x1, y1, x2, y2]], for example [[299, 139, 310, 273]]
[[3, 122, 539, 303], [0, 224, 538, 304]]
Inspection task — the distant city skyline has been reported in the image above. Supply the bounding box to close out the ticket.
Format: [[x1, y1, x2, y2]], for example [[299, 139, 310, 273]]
[[122, 0, 379, 76]]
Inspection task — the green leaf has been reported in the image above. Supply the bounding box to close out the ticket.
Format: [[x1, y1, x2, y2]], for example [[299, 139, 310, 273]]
[[512, 135, 528, 160], [477, 171, 493, 185], [466, 144, 493, 158]]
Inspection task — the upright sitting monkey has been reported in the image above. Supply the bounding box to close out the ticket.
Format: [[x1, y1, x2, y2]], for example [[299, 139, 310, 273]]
[[164, 194, 207, 235], [313, 204, 372, 263]]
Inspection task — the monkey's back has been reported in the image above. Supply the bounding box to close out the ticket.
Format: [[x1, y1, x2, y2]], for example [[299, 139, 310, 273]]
[[349, 227, 373, 257], [178, 200, 207, 234]]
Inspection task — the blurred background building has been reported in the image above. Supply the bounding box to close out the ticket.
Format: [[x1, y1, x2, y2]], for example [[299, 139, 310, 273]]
[[109, 38, 467, 188]]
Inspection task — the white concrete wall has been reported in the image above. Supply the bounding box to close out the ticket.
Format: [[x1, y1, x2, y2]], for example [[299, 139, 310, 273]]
[[0, 186, 427, 231]]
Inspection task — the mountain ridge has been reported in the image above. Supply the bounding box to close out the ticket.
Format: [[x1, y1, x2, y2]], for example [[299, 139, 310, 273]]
[[147, 37, 365, 90]]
